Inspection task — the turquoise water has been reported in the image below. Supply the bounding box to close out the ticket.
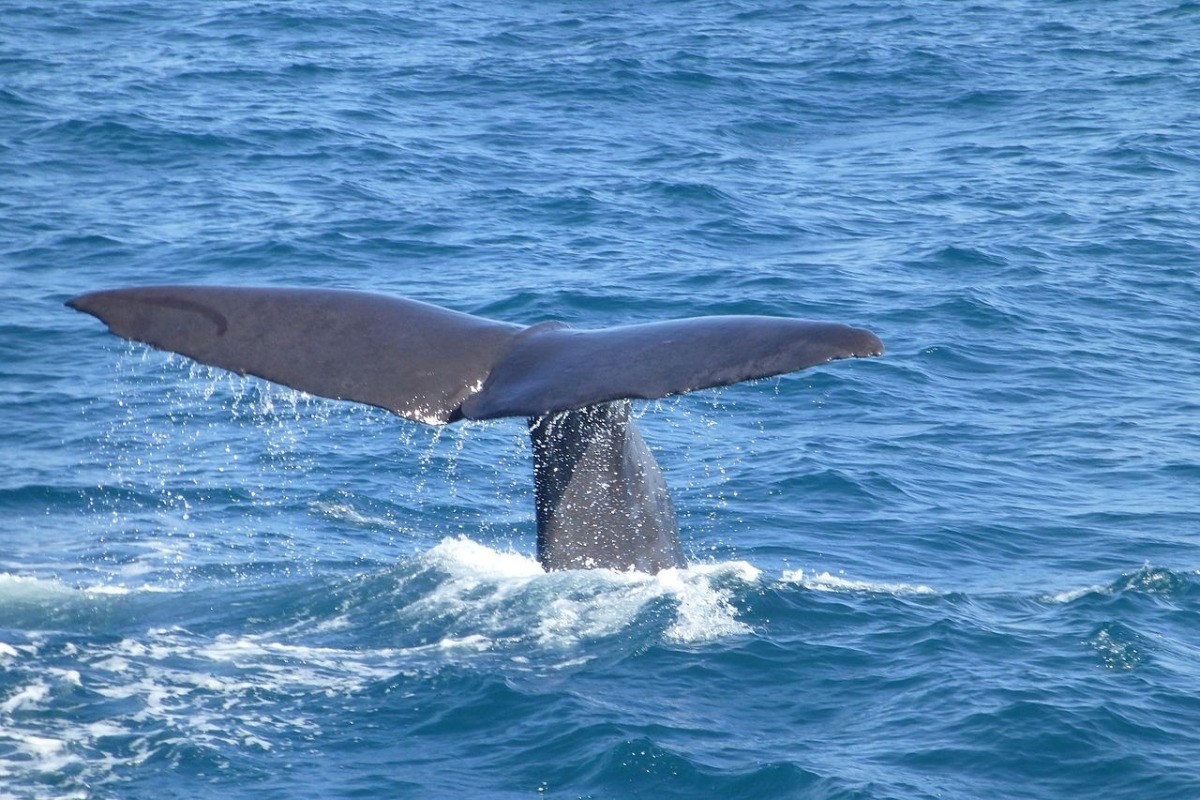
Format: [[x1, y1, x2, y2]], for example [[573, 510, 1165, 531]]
[[3, 1, 1199, 797]]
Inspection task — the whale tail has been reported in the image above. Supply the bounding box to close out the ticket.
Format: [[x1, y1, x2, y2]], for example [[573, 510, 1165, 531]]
[[68, 285, 883, 572], [66, 285, 882, 424]]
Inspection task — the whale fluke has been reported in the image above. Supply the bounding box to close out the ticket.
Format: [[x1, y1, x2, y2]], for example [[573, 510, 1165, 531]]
[[68, 285, 882, 573], [67, 286, 881, 423], [66, 286, 523, 425], [462, 315, 882, 420]]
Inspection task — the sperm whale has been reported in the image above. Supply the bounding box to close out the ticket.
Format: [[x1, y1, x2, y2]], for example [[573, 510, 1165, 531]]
[[68, 286, 882, 573]]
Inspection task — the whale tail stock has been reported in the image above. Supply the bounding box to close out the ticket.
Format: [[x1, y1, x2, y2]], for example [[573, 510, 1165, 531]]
[[67, 286, 883, 573]]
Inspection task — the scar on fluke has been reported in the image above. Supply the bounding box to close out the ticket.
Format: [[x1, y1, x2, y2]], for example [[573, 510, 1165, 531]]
[[68, 285, 882, 574]]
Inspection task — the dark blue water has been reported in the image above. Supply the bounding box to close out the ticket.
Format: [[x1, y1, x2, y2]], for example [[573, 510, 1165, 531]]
[[3, 1, 1199, 797]]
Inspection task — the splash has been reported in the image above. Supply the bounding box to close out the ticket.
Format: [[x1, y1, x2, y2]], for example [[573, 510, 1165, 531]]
[[414, 537, 760, 646]]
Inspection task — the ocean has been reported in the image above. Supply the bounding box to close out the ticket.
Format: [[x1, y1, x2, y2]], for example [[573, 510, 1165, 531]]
[[2, 1, 1198, 797]]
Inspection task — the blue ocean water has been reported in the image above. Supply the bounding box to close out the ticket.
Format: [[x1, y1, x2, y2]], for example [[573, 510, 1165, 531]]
[[2, 0, 1199, 797]]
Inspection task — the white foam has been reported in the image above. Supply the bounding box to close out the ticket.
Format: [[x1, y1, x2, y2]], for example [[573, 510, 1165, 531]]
[[437, 634, 492, 652], [424, 536, 545, 579], [200, 633, 404, 677], [128, 631, 419, 746], [83, 721, 127, 739], [418, 537, 759, 647], [241, 733, 273, 751], [1046, 566, 1198, 603], [91, 656, 132, 673], [82, 584, 134, 596], [0, 677, 86, 789], [0, 682, 49, 713], [782, 569, 938, 596], [1044, 584, 1107, 603], [48, 669, 82, 686], [0, 573, 75, 602], [7, 733, 80, 778], [19, 735, 65, 759], [0, 572, 165, 601], [663, 562, 761, 642]]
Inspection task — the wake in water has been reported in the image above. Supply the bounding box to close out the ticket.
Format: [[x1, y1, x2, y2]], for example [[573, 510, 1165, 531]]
[[2, 535, 1195, 797], [0, 539, 758, 794]]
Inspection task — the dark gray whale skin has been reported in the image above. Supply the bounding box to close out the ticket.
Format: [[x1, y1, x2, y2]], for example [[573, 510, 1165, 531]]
[[67, 285, 883, 574], [530, 402, 684, 573]]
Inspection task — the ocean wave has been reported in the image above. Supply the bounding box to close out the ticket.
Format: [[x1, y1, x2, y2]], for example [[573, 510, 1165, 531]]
[[0, 572, 138, 602], [780, 568, 939, 596], [1044, 565, 1197, 604]]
